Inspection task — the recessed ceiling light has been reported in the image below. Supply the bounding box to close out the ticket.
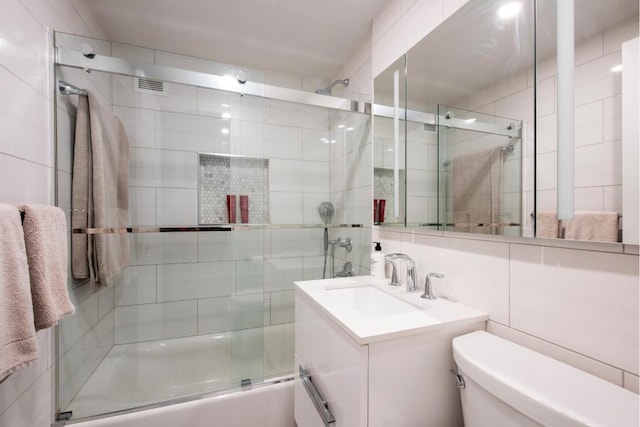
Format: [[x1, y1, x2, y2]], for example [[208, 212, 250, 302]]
[[337, 125, 345, 128], [346, 127, 354, 131], [221, 103, 230, 108], [221, 128, 229, 134], [330, 140, 337, 144], [498, 2, 522, 19], [222, 113, 231, 119], [611, 64, 623, 72]]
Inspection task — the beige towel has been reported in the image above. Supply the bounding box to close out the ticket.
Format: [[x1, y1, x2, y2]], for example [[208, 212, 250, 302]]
[[536, 211, 559, 238], [72, 92, 130, 288], [564, 211, 620, 242], [0, 204, 39, 381], [451, 148, 503, 234], [20, 204, 75, 330]]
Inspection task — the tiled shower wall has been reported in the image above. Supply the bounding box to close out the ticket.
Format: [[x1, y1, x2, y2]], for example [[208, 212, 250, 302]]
[[0, 2, 107, 426]]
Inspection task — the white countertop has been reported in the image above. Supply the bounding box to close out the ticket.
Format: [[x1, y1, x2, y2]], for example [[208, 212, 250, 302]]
[[295, 276, 488, 345]]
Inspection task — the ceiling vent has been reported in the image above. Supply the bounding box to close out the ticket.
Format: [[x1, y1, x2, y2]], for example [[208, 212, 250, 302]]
[[133, 78, 168, 96]]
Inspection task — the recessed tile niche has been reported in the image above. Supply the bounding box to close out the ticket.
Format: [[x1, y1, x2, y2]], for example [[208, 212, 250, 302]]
[[199, 153, 269, 224]]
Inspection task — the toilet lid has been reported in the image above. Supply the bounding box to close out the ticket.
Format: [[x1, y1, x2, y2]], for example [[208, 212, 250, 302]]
[[453, 331, 639, 427]]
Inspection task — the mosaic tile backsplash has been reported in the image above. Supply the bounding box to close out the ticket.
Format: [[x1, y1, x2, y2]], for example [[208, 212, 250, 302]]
[[199, 154, 269, 224]]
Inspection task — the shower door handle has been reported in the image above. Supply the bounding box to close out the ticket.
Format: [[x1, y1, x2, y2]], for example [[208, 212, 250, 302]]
[[299, 366, 336, 426]]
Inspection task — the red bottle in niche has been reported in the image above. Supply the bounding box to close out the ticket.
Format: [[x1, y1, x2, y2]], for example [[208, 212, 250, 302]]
[[373, 199, 379, 223], [226, 195, 236, 223], [378, 199, 386, 223], [240, 195, 249, 224]]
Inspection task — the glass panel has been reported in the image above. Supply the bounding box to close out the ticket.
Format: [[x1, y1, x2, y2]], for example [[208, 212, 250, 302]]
[[535, 0, 638, 243], [54, 33, 372, 421], [438, 105, 523, 236]]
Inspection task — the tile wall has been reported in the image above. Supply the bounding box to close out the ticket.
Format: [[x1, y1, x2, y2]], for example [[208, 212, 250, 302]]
[[0, 1, 106, 427], [361, 0, 639, 396], [374, 228, 639, 393]]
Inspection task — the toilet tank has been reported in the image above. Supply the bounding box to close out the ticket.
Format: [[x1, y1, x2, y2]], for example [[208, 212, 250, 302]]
[[452, 331, 639, 427]]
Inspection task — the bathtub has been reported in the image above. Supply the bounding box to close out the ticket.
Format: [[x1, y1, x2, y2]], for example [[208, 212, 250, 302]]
[[72, 381, 294, 427], [65, 333, 295, 426]]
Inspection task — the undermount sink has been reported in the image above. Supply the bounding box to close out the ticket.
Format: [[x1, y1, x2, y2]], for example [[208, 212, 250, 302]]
[[295, 276, 488, 345], [327, 285, 419, 316]]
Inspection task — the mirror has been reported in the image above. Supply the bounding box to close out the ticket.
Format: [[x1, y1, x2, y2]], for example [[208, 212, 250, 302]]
[[373, 0, 639, 244]]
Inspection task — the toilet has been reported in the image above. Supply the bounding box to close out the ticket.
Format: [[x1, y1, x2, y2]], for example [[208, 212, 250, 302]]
[[452, 331, 639, 427]]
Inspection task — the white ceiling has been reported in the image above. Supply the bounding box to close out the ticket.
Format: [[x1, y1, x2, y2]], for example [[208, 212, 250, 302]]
[[77, 0, 389, 81]]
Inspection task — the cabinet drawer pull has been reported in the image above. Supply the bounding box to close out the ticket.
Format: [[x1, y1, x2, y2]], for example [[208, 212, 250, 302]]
[[299, 366, 336, 426]]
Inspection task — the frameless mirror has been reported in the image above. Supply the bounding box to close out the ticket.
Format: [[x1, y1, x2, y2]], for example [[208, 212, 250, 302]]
[[373, 0, 639, 245], [535, 0, 638, 244], [373, 56, 407, 226]]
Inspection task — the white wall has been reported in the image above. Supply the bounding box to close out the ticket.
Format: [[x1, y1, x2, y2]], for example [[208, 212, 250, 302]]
[[364, 0, 639, 395], [0, 1, 106, 426]]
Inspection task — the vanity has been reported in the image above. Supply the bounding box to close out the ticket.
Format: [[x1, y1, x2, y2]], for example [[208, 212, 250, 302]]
[[294, 276, 488, 427]]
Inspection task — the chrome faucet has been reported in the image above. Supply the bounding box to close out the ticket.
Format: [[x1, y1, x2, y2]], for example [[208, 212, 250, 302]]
[[421, 273, 445, 300], [384, 253, 418, 292]]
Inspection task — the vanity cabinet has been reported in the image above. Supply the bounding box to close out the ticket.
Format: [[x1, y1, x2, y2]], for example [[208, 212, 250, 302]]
[[294, 277, 487, 427]]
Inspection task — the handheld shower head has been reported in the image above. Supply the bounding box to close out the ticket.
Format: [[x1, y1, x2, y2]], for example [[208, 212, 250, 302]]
[[318, 202, 335, 225]]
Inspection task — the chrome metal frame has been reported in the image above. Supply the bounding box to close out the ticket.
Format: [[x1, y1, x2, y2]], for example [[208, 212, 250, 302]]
[[71, 223, 363, 234], [56, 47, 370, 114]]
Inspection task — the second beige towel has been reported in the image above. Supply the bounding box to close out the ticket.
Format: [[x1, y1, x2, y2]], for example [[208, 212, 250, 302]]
[[20, 204, 75, 330]]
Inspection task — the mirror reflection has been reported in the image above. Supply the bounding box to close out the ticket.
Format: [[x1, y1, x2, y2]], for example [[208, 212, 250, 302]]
[[373, 0, 639, 244]]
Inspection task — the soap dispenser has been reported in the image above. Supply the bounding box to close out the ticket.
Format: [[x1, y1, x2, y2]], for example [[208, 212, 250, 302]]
[[370, 242, 386, 279]]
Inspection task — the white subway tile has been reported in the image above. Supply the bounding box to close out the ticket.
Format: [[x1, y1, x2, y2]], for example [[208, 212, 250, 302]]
[[574, 186, 604, 211], [113, 106, 156, 148], [408, 234, 510, 324], [494, 87, 534, 123], [575, 34, 603, 66], [302, 129, 330, 161], [270, 290, 295, 325], [232, 121, 263, 158], [603, 185, 622, 214], [536, 151, 556, 191], [269, 159, 330, 193], [264, 257, 303, 292], [263, 323, 295, 378], [0, 330, 51, 415], [267, 100, 328, 130], [510, 245, 639, 374], [157, 261, 235, 302], [263, 124, 302, 160], [536, 114, 557, 154], [156, 188, 197, 226], [236, 259, 264, 294], [0, 67, 50, 167], [129, 187, 156, 226], [575, 101, 604, 146], [157, 111, 230, 153], [129, 233, 198, 265], [487, 321, 624, 386], [575, 51, 622, 107], [302, 256, 327, 280], [58, 282, 98, 356], [58, 310, 113, 409], [0, 0, 50, 97], [372, 0, 403, 43], [603, 18, 639, 54], [230, 328, 264, 384], [129, 148, 198, 188], [603, 95, 622, 142], [264, 71, 302, 90], [269, 192, 303, 224], [575, 141, 622, 187], [270, 229, 322, 258], [115, 265, 157, 306], [114, 300, 197, 344], [198, 294, 265, 335], [536, 76, 555, 117], [198, 229, 267, 261], [0, 363, 51, 427], [23, 0, 92, 37]]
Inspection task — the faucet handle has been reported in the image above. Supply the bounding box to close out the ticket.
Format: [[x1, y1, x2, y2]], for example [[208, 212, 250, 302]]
[[387, 260, 400, 286], [421, 273, 445, 300]]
